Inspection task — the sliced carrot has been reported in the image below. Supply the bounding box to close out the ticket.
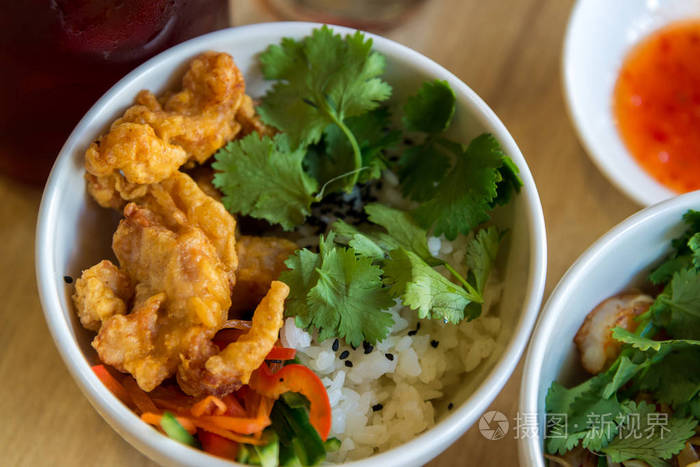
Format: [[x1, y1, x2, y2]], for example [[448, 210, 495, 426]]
[[187, 419, 265, 445], [221, 394, 247, 417], [92, 365, 131, 406], [198, 413, 270, 435], [199, 429, 239, 460], [122, 376, 158, 414], [250, 363, 332, 441], [140, 412, 197, 435], [265, 347, 296, 361], [191, 396, 227, 417]]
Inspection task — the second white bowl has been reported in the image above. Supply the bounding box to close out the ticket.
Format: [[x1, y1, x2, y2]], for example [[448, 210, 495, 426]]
[[519, 190, 700, 465]]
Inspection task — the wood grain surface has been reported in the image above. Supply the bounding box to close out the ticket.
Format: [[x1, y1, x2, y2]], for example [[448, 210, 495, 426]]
[[0, 0, 641, 465]]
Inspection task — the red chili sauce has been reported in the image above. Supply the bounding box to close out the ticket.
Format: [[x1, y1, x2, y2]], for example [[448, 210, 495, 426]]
[[614, 21, 700, 193]]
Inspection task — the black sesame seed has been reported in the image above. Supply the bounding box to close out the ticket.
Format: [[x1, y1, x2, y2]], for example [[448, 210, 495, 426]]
[[279, 378, 284, 382], [376, 181, 383, 190], [344, 360, 353, 368], [448, 402, 454, 410], [403, 138, 414, 146], [385, 353, 394, 361], [63, 275, 73, 284], [363, 341, 374, 354], [416, 323, 421, 330], [339, 350, 350, 360], [372, 403, 383, 412], [351, 344, 357, 351], [389, 155, 400, 162], [332, 339, 339, 351], [430, 340, 439, 348], [408, 330, 417, 336]]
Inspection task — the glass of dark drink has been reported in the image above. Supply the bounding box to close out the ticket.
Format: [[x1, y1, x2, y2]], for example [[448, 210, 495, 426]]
[[0, 0, 230, 185]]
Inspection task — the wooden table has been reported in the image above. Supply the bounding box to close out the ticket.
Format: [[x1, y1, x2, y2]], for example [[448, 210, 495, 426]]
[[0, 0, 640, 465]]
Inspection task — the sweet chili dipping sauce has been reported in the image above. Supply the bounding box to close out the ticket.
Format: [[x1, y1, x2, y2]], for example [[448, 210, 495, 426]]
[[614, 21, 700, 193]]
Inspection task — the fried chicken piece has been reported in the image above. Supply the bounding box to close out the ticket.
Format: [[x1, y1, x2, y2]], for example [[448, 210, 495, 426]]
[[189, 165, 222, 201], [73, 260, 133, 331], [85, 172, 150, 210], [177, 281, 288, 397], [235, 94, 274, 137], [140, 171, 238, 285], [92, 203, 232, 392], [85, 52, 245, 202], [230, 236, 298, 314], [85, 123, 188, 185]]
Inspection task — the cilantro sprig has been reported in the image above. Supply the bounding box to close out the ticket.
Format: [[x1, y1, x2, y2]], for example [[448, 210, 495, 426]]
[[545, 211, 700, 464], [258, 25, 392, 191], [212, 26, 520, 347]]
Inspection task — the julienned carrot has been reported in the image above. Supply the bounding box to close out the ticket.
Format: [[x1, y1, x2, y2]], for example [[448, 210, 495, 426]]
[[187, 419, 265, 445], [199, 429, 239, 460], [141, 412, 197, 435], [191, 396, 227, 417], [122, 376, 158, 414], [198, 413, 270, 435], [92, 365, 131, 405], [265, 346, 296, 361], [151, 398, 192, 415], [221, 394, 247, 417]]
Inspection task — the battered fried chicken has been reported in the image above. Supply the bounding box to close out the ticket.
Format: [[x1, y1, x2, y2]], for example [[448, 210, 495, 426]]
[[85, 52, 246, 209], [231, 236, 298, 314], [139, 171, 238, 285], [177, 281, 288, 397], [73, 260, 133, 332], [92, 203, 232, 392]]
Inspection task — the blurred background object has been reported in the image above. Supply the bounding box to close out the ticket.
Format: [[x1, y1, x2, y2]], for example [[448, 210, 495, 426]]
[[0, 0, 230, 185], [260, 0, 427, 32]]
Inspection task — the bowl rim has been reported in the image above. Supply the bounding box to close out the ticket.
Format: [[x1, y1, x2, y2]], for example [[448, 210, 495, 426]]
[[561, 0, 677, 207], [35, 21, 547, 466], [518, 190, 700, 466]]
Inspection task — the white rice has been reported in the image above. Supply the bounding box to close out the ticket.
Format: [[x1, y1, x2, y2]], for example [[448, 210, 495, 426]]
[[280, 233, 504, 462]]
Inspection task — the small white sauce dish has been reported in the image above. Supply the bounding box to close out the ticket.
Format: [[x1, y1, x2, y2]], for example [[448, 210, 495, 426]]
[[563, 0, 700, 206]]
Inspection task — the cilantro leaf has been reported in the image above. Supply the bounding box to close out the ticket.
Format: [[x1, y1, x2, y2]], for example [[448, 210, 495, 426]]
[[402, 79, 456, 134], [636, 349, 700, 407], [649, 256, 691, 286], [212, 134, 318, 230], [397, 142, 451, 202], [306, 108, 400, 194], [651, 268, 700, 339], [463, 226, 503, 318], [602, 401, 696, 466], [465, 226, 502, 294], [330, 220, 399, 261], [493, 156, 523, 206], [383, 248, 480, 323], [279, 233, 394, 346], [258, 25, 392, 150], [364, 204, 439, 265], [544, 373, 615, 454], [331, 204, 441, 266], [412, 134, 505, 240]]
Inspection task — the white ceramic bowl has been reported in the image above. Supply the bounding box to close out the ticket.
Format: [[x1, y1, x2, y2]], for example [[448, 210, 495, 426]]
[[36, 22, 547, 466], [563, 0, 700, 206], [519, 190, 700, 466]]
